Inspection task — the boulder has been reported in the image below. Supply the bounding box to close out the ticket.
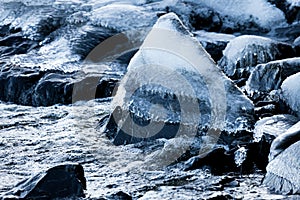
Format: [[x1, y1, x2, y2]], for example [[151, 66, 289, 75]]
[[245, 58, 300, 100], [218, 35, 296, 82], [1, 164, 86, 199], [104, 13, 254, 146], [281, 72, 300, 117], [263, 122, 300, 194]]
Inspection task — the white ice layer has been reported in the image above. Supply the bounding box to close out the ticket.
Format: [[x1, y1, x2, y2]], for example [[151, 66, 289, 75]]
[[281, 72, 300, 118]]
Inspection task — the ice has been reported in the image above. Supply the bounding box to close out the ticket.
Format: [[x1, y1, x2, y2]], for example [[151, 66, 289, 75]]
[[234, 146, 247, 167], [281, 72, 300, 117], [186, 0, 287, 30], [90, 4, 157, 31]]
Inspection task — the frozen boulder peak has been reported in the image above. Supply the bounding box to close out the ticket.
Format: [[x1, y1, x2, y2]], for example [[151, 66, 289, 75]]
[[264, 140, 300, 195], [218, 35, 296, 80], [246, 58, 300, 99], [281, 72, 300, 117], [105, 13, 254, 146]]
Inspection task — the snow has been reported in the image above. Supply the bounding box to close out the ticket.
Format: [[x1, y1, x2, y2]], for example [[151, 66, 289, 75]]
[[281, 72, 300, 118], [186, 0, 287, 29]]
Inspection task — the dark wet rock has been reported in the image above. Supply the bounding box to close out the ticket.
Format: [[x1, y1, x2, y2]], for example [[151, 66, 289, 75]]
[[109, 191, 132, 200], [104, 13, 254, 146], [264, 135, 300, 194], [193, 30, 235, 62], [32, 73, 74, 106], [1, 164, 86, 199], [186, 5, 223, 32], [183, 147, 239, 174], [0, 65, 44, 105], [245, 58, 300, 100], [281, 72, 300, 117], [218, 35, 296, 82]]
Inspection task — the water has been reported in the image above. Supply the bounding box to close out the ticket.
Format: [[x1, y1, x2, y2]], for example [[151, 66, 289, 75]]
[[0, 99, 295, 199]]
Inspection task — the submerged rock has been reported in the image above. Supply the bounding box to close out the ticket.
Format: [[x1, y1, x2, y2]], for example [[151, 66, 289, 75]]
[[218, 35, 296, 82], [281, 72, 300, 117], [1, 164, 86, 199], [263, 121, 300, 194], [104, 13, 254, 146], [245, 58, 300, 100]]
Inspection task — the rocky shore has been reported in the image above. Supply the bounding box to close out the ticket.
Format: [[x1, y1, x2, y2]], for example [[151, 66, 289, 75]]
[[0, 0, 299, 199]]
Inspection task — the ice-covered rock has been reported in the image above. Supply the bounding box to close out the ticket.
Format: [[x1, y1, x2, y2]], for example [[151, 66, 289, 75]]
[[151, 0, 287, 33], [246, 58, 300, 100], [264, 141, 300, 194], [253, 114, 298, 143], [218, 35, 296, 81], [269, 121, 300, 161], [281, 72, 300, 117], [263, 122, 300, 194], [104, 13, 254, 146], [194, 0, 287, 31], [1, 164, 86, 199]]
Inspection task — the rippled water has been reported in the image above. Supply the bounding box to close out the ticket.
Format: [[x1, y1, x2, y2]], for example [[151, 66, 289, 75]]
[[0, 99, 295, 199]]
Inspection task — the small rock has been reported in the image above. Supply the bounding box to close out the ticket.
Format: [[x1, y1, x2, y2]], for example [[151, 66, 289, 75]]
[[109, 191, 132, 200], [1, 164, 86, 200]]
